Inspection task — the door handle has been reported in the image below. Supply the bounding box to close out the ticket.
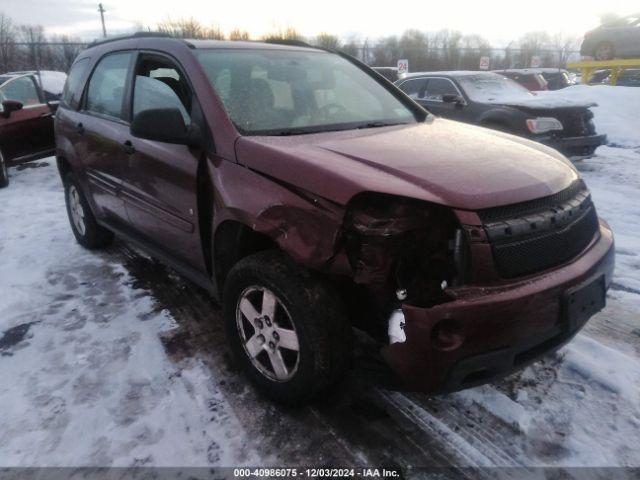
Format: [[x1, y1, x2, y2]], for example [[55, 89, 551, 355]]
[[122, 140, 135, 155], [75, 122, 85, 134], [40, 112, 52, 118]]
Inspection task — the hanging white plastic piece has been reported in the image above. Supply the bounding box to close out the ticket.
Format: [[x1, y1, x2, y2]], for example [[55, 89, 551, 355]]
[[388, 310, 406, 344]]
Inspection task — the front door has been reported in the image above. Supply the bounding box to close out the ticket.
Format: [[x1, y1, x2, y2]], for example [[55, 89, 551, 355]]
[[121, 53, 206, 271], [0, 75, 53, 162]]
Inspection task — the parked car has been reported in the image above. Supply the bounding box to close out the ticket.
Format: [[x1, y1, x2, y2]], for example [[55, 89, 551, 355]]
[[498, 68, 578, 90], [536, 68, 574, 90], [56, 34, 614, 403], [587, 69, 612, 84], [606, 68, 640, 86], [493, 69, 548, 91], [372, 66, 400, 83], [0, 71, 65, 188], [581, 14, 640, 60], [396, 71, 606, 157]]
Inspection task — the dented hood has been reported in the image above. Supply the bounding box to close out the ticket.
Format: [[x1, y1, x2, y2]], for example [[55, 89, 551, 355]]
[[235, 118, 579, 210]]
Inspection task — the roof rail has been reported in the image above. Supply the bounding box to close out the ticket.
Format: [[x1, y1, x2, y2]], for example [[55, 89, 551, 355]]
[[88, 31, 172, 48], [263, 38, 314, 48]]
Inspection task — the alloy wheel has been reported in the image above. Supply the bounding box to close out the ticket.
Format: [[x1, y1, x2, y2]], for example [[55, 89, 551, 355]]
[[235, 286, 300, 382], [68, 185, 86, 236]]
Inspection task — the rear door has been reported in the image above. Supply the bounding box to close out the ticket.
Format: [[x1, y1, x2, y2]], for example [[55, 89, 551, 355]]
[[74, 51, 134, 225], [414, 77, 468, 121], [121, 52, 206, 271], [0, 75, 53, 161]]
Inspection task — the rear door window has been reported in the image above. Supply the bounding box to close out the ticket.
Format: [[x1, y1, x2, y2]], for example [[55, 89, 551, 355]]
[[398, 78, 428, 99], [85, 52, 133, 119], [423, 78, 459, 101]]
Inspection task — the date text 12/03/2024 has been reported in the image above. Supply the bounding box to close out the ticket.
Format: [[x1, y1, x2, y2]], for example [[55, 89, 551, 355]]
[[233, 468, 402, 478]]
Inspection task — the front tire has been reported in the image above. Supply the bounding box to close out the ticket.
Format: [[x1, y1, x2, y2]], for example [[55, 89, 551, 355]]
[[223, 250, 351, 404], [0, 149, 9, 188], [64, 172, 114, 249]]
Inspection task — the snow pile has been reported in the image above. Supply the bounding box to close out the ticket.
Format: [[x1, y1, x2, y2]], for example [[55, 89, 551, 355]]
[[538, 85, 640, 147], [581, 146, 640, 295], [562, 335, 640, 402], [455, 386, 533, 433]]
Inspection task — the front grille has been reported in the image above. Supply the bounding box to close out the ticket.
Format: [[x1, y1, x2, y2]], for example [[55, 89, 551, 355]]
[[478, 181, 584, 223], [480, 182, 600, 278]]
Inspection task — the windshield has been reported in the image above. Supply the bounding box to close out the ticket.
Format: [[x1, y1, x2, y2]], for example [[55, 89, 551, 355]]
[[196, 49, 417, 135], [457, 73, 534, 103]]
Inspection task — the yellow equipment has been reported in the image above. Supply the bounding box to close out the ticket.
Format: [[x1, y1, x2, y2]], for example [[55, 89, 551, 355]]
[[567, 59, 640, 85]]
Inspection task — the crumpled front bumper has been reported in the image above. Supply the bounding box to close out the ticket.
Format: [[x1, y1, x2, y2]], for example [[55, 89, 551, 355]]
[[380, 220, 615, 393]]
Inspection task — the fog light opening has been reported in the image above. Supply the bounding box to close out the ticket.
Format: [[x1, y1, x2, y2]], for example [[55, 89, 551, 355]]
[[431, 319, 465, 351]]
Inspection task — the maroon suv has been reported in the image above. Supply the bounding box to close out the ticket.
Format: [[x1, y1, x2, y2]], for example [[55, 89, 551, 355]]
[[55, 33, 614, 403]]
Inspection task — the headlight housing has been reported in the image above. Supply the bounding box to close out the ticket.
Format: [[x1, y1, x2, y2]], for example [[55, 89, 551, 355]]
[[526, 117, 563, 134], [344, 193, 463, 307]]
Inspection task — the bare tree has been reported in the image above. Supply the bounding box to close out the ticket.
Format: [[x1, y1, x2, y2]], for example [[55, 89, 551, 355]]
[[229, 28, 250, 41], [459, 34, 491, 70], [398, 30, 430, 71], [19, 24, 49, 71], [551, 32, 581, 67], [314, 33, 340, 50], [340, 35, 361, 59], [0, 12, 17, 72], [50, 34, 85, 70], [262, 27, 304, 42], [372, 35, 399, 66], [157, 17, 225, 39], [518, 31, 550, 67]]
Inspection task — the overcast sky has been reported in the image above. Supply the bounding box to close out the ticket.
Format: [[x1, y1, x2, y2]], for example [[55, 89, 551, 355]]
[[0, 0, 638, 44]]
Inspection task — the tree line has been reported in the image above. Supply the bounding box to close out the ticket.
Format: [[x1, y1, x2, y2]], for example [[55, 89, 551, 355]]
[[0, 13, 85, 72], [0, 12, 592, 73]]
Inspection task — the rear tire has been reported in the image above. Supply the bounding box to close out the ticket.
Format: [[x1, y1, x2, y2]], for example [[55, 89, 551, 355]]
[[223, 250, 351, 404], [0, 149, 9, 188], [64, 172, 114, 249], [594, 42, 614, 61]]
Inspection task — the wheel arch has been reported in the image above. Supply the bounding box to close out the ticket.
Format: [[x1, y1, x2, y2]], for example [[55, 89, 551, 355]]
[[212, 219, 278, 294], [56, 155, 73, 179]]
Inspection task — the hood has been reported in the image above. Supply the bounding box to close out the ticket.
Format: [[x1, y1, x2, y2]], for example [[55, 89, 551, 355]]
[[235, 118, 579, 210]]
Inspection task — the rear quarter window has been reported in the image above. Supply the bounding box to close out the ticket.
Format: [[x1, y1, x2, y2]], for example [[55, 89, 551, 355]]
[[62, 58, 90, 110]]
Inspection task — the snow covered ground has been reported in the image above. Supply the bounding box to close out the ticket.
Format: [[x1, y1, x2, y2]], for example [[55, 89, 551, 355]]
[[0, 85, 638, 471]]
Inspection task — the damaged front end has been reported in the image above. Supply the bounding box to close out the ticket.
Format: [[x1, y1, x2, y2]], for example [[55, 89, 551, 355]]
[[344, 193, 467, 306], [340, 193, 468, 341]]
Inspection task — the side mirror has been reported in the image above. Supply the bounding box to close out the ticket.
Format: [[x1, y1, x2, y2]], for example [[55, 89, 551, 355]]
[[442, 94, 465, 106], [1, 100, 23, 118], [131, 108, 201, 148]]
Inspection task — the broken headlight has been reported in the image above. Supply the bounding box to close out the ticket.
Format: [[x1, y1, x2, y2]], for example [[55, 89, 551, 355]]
[[344, 193, 463, 307]]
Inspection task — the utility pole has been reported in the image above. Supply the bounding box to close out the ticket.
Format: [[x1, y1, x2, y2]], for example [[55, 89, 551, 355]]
[[98, 3, 107, 38]]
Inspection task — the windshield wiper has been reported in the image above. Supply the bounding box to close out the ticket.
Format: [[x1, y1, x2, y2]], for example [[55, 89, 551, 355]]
[[260, 121, 409, 136], [268, 128, 315, 136], [355, 121, 409, 129]]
